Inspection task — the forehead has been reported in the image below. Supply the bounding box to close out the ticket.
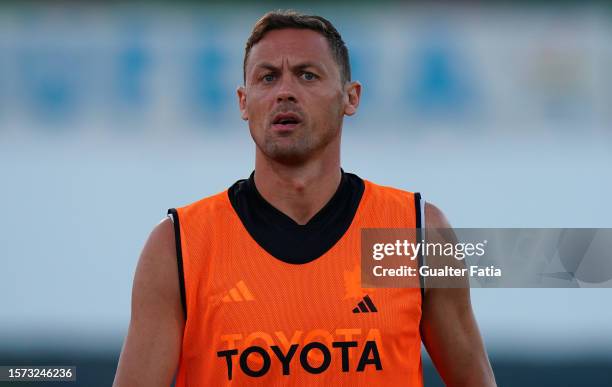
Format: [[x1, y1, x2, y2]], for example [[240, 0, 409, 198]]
[[246, 28, 335, 69]]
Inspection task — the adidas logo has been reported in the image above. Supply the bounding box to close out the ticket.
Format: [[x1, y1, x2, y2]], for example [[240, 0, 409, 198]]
[[352, 295, 377, 313], [222, 280, 254, 302]]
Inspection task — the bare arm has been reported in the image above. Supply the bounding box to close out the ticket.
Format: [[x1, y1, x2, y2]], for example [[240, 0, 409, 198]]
[[113, 217, 184, 387], [420, 203, 496, 386]]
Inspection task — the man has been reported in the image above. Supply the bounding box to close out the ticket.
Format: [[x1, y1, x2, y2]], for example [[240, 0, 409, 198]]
[[114, 10, 496, 386]]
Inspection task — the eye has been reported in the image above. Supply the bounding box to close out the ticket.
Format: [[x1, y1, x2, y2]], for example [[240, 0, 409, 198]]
[[301, 72, 317, 81], [262, 73, 276, 83]]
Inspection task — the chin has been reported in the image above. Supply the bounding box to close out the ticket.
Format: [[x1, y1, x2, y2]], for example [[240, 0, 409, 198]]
[[267, 149, 310, 165], [259, 141, 310, 164]]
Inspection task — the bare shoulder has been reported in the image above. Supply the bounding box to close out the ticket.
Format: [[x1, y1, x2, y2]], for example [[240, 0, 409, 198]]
[[133, 216, 180, 307], [424, 201, 452, 229], [140, 217, 176, 268], [422, 201, 466, 295]]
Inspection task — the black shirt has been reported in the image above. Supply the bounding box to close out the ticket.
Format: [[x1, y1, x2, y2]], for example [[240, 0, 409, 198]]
[[227, 170, 365, 264]]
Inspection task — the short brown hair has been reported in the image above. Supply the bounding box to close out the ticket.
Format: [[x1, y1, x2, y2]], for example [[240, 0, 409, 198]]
[[243, 10, 351, 84]]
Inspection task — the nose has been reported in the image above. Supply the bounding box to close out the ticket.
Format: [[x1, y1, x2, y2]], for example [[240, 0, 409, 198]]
[[275, 74, 298, 103], [276, 91, 297, 103]]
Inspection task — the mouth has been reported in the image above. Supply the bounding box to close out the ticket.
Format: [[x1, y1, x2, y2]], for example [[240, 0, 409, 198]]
[[271, 112, 302, 131]]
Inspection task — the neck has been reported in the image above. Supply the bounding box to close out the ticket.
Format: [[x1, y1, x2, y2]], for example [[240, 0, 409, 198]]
[[253, 143, 341, 225]]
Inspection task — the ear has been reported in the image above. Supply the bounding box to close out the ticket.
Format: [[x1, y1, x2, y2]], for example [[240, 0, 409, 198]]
[[343, 81, 361, 116], [237, 86, 248, 121]]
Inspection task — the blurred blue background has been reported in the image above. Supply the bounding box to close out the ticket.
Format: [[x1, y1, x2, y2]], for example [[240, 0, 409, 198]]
[[0, 1, 611, 386]]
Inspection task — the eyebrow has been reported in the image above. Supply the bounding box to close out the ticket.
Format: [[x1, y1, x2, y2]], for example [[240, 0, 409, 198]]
[[254, 61, 325, 73]]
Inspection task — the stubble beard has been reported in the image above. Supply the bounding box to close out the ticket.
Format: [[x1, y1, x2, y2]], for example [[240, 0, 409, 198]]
[[257, 123, 340, 166]]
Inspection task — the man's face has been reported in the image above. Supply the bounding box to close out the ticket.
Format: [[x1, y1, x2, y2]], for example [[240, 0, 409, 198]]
[[238, 28, 360, 165]]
